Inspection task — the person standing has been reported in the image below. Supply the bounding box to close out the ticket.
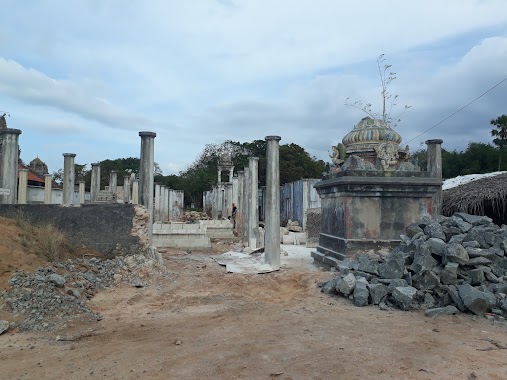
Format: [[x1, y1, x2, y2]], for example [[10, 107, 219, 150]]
[[231, 203, 237, 229]]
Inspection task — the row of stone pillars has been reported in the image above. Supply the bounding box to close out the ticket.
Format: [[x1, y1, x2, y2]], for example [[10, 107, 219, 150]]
[[234, 136, 281, 268], [0, 128, 154, 212], [154, 185, 184, 222]]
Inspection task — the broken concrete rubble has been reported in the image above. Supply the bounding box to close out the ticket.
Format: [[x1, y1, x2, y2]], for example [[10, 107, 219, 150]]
[[319, 212, 507, 317]]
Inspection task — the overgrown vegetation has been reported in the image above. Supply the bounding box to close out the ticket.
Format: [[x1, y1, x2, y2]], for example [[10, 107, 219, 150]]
[[345, 54, 411, 128], [14, 212, 68, 261]]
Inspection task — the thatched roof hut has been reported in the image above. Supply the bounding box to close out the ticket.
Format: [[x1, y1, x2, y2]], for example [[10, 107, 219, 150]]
[[442, 173, 507, 225]]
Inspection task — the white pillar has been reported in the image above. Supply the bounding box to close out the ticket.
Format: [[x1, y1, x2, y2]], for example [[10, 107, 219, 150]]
[[218, 169, 222, 184], [164, 187, 170, 222], [91, 163, 101, 203], [160, 185, 166, 222], [17, 168, 28, 204], [62, 153, 76, 206], [109, 170, 118, 201], [265, 136, 281, 268], [154, 183, 161, 222], [248, 157, 259, 249], [79, 181, 85, 204], [123, 176, 131, 203], [237, 171, 244, 236], [0, 128, 22, 204], [132, 179, 139, 204], [242, 167, 250, 243], [44, 174, 52, 204], [228, 168, 234, 183]]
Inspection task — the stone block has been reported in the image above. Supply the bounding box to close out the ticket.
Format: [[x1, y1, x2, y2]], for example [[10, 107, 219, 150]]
[[392, 286, 417, 311], [424, 305, 459, 317], [336, 273, 356, 296], [457, 284, 496, 315], [352, 277, 369, 307]]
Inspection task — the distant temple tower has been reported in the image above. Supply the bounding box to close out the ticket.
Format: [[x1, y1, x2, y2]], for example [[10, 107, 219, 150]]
[[29, 156, 49, 177]]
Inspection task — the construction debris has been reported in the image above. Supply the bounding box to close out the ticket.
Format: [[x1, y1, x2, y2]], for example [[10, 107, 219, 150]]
[[319, 213, 507, 316]]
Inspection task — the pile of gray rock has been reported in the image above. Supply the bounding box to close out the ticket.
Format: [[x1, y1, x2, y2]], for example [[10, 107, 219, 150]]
[[320, 213, 507, 317], [0, 254, 167, 332]]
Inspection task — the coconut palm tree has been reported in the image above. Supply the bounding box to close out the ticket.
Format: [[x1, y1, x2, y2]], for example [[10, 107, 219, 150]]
[[491, 115, 507, 171]]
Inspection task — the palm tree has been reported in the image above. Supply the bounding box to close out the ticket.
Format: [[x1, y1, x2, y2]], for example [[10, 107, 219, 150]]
[[491, 115, 507, 171]]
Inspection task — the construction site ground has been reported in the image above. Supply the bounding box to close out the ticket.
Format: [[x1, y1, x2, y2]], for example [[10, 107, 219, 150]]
[[1, 218, 507, 379]]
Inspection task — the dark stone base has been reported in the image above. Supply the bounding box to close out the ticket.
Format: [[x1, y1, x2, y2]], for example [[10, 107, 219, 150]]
[[313, 170, 441, 266]]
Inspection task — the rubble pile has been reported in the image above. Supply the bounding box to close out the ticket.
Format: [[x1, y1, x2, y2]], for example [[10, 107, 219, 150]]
[[0, 254, 167, 332], [320, 213, 507, 317], [182, 211, 210, 222]]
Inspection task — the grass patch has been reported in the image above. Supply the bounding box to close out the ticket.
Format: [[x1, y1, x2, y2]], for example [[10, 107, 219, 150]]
[[14, 211, 70, 261]]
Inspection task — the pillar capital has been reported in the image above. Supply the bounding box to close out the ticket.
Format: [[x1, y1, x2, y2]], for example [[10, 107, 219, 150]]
[[425, 139, 443, 145], [18, 168, 28, 172], [91, 162, 100, 167], [62, 153, 76, 158], [265, 135, 281, 141], [0, 128, 21, 135], [139, 131, 157, 138]]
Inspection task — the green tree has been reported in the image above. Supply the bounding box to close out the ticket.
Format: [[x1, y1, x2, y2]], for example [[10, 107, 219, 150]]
[[491, 115, 507, 171]]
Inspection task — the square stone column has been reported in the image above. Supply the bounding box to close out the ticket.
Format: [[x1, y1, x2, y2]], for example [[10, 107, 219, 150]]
[[91, 163, 101, 203], [132, 179, 139, 204], [167, 189, 174, 221], [160, 185, 167, 222], [265, 136, 281, 268], [62, 153, 76, 206], [123, 176, 131, 203], [154, 183, 161, 221], [17, 168, 28, 204], [44, 174, 53, 204], [164, 188, 169, 222], [109, 170, 118, 201], [242, 167, 250, 243], [237, 171, 244, 234], [0, 128, 22, 204], [248, 157, 259, 249], [79, 181, 85, 204]]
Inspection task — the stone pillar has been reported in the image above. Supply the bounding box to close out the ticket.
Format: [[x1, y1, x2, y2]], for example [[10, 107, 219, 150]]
[[17, 168, 28, 204], [218, 169, 222, 184], [164, 187, 171, 221], [160, 185, 166, 222], [248, 157, 259, 249], [265, 136, 281, 268], [0, 128, 21, 204], [242, 167, 250, 243], [44, 174, 53, 204], [91, 163, 101, 202], [211, 186, 218, 220], [139, 131, 156, 244], [79, 181, 85, 204], [132, 179, 139, 204], [62, 153, 76, 206], [426, 139, 444, 216], [123, 176, 131, 203], [237, 171, 244, 234], [154, 183, 161, 221], [109, 170, 118, 201], [228, 168, 234, 183]]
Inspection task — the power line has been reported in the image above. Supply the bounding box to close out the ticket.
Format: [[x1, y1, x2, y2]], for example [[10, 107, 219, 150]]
[[405, 75, 507, 144]]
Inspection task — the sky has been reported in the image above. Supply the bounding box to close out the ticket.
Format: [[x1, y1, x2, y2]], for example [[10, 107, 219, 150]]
[[1, 0, 507, 175]]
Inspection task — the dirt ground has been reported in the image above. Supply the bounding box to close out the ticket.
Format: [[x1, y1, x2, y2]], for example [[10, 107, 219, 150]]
[[1, 241, 507, 380]]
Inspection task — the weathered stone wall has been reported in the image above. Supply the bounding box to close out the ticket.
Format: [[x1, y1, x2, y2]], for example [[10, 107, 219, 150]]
[[306, 207, 321, 248], [0, 204, 147, 255]]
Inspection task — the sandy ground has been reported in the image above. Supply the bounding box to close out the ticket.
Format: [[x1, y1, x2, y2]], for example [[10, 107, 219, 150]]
[[1, 244, 507, 379]]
